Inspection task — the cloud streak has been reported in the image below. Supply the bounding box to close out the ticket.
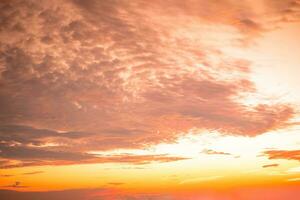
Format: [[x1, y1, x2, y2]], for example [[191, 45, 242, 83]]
[[262, 163, 279, 168], [202, 149, 232, 156], [263, 150, 300, 162]]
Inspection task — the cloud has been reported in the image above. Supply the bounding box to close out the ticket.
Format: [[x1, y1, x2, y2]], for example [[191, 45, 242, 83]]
[[262, 163, 279, 168], [21, 171, 44, 176], [202, 149, 232, 156], [0, 149, 188, 168], [0, 171, 43, 177], [0, 174, 14, 177], [287, 178, 300, 182], [0, 124, 93, 146], [0, 0, 298, 168], [287, 167, 300, 173], [263, 150, 300, 162], [107, 182, 125, 186], [0, 144, 95, 161], [179, 176, 224, 184], [2, 181, 28, 189]]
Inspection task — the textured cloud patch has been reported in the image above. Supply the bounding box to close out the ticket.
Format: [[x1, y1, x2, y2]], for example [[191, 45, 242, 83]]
[[0, 0, 298, 168], [0, 143, 188, 168]]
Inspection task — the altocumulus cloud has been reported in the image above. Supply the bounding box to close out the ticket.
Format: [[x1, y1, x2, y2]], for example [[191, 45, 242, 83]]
[[0, 0, 299, 168]]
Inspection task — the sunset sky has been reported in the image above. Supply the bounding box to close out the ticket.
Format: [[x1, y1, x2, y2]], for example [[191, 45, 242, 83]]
[[1, 0, 300, 199]]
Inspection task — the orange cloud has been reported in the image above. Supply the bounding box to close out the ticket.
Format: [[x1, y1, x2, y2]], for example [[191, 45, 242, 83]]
[[263, 150, 300, 162], [0, 150, 188, 168]]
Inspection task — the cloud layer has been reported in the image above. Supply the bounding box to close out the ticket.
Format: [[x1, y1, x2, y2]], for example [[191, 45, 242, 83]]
[[0, 0, 299, 167]]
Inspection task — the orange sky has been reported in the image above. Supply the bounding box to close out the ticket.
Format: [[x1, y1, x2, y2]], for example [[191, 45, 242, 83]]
[[1, 0, 300, 199]]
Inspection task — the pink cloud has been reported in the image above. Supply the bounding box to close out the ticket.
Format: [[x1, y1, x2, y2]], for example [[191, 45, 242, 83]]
[[0, 0, 298, 167]]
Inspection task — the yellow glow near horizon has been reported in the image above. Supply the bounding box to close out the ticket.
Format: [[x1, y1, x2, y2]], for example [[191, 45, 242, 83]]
[[2, 125, 300, 191]]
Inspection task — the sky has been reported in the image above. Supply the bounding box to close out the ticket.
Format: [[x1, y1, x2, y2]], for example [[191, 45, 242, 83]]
[[0, 0, 300, 199]]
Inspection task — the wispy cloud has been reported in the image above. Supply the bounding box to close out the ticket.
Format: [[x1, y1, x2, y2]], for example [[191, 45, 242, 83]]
[[287, 166, 300, 173], [202, 149, 232, 156], [287, 177, 300, 182], [263, 150, 300, 162], [21, 171, 44, 176], [262, 163, 279, 168], [107, 182, 125, 186], [2, 181, 28, 188], [0, 152, 188, 168], [0, 174, 14, 177], [179, 176, 224, 184]]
